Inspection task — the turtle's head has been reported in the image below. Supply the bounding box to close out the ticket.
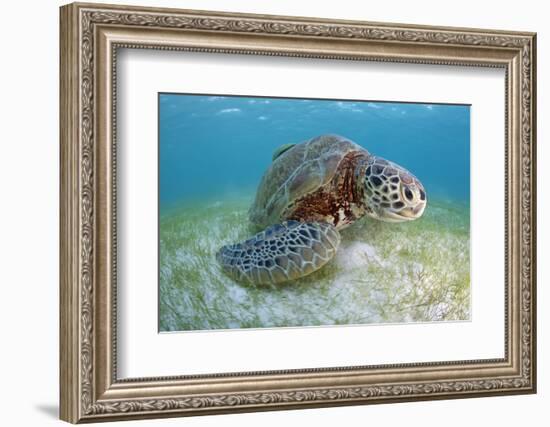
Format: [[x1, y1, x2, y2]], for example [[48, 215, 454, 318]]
[[362, 156, 427, 223]]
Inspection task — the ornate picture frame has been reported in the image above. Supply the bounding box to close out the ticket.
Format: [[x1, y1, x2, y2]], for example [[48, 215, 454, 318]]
[[60, 2, 536, 423]]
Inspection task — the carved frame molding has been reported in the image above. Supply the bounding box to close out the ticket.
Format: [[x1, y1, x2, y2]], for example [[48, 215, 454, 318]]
[[60, 2, 536, 423]]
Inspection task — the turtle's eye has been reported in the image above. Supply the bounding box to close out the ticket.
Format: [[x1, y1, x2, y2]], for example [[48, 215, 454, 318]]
[[403, 186, 415, 202]]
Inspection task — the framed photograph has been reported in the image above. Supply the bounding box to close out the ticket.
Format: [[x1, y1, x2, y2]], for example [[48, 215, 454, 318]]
[[60, 2, 537, 423]]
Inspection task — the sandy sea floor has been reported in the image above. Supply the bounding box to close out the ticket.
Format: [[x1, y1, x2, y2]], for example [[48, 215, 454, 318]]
[[159, 196, 470, 332]]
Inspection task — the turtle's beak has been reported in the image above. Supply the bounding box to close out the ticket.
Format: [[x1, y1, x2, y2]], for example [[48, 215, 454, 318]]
[[381, 201, 426, 222], [379, 210, 414, 223], [398, 201, 426, 219]]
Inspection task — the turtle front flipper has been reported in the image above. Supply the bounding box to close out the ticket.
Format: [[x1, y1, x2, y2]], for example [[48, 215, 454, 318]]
[[216, 220, 340, 285]]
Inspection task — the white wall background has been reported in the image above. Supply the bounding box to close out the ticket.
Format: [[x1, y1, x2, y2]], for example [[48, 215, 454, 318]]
[[0, 0, 545, 426]]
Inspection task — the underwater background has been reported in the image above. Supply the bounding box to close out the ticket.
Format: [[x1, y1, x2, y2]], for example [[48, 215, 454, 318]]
[[159, 94, 470, 332]]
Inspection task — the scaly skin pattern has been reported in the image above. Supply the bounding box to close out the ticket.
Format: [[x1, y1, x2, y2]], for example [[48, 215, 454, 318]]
[[216, 220, 340, 285], [362, 156, 426, 221]]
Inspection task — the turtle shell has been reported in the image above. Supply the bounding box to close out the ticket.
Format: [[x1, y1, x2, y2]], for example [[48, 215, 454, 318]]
[[249, 134, 368, 228]]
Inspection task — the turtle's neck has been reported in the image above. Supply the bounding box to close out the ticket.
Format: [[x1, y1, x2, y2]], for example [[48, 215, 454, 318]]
[[351, 151, 371, 208], [284, 150, 370, 229], [327, 150, 371, 226]]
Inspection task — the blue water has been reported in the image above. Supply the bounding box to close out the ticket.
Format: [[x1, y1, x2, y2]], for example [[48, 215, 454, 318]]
[[159, 94, 470, 210]]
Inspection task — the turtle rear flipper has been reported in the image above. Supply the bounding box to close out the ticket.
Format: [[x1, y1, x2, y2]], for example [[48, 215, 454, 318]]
[[217, 220, 340, 285]]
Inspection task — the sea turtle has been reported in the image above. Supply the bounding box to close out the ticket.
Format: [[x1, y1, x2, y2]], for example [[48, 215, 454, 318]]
[[216, 134, 427, 285]]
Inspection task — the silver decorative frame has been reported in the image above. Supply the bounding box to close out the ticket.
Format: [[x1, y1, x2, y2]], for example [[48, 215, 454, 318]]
[[60, 2, 536, 423]]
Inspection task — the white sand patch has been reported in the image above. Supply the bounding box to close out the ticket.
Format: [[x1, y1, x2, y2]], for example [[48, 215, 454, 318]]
[[226, 284, 247, 305], [336, 242, 383, 270]]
